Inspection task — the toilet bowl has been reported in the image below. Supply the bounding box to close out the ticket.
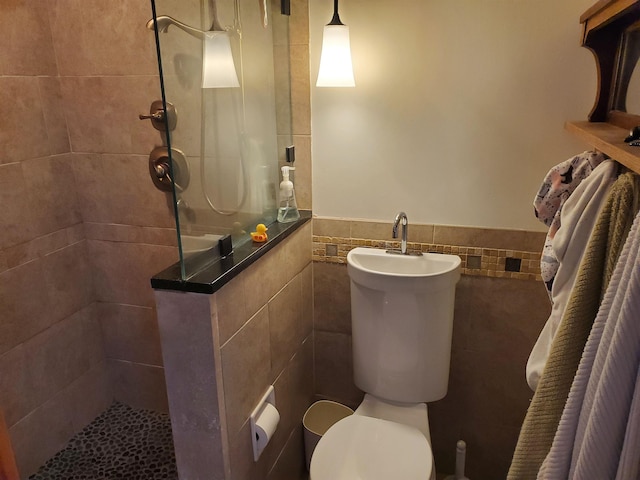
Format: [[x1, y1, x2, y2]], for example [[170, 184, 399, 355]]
[[310, 394, 436, 480], [310, 415, 432, 480]]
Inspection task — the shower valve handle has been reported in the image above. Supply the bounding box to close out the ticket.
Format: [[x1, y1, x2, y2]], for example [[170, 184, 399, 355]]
[[139, 112, 165, 121], [139, 100, 177, 132]]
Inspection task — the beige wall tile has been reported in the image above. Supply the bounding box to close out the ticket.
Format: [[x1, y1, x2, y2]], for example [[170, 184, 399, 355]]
[[290, 44, 311, 136], [284, 220, 312, 279], [23, 308, 99, 410], [242, 244, 289, 318], [23, 155, 81, 237], [38, 77, 71, 155], [266, 425, 306, 480], [60, 76, 162, 155], [0, 259, 52, 355], [268, 277, 303, 379], [42, 242, 94, 324], [286, 336, 314, 432], [0, 163, 39, 249], [0, 251, 7, 275], [83, 222, 145, 243], [274, 45, 293, 137], [48, 0, 158, 76], [292, 135, 312, 210], [4, 229, 70, 270], [316, 218, 432, 243], [228, 335, 312, 480], [313, 262, 351, 334], [288, 0, 309, 46], [216, 275, 249, 346], [228, 418, 269, 480], [271, 0, 290, 47], [9, 393, 75, 478], [98, 303, 163, 366], [312, 217, 350, 238], [314, 331, 363, 408], [350, 220, 395, 241], [142, 227, 178, 246], [72, 153, 176, 228], [221, 306, 271, 437], [301, 264, 313, 334], [60, 361, 113, 433], [433, 225, 545, 252], [0, 0, 58, 76], [108, 359, 168, 413], [88, 240, 178, 307], [0, 345, 33, 427], [0, 77, 51, 164]]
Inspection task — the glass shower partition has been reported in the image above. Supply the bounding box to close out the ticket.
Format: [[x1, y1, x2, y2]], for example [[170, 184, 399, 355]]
[[150, 0, 292, 279]]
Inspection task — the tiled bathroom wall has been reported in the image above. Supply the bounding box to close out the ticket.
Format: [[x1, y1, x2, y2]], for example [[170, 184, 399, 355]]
[[312, 217, 551, 479], [155, 221, 314, 480], [0, 1, 108, 475], [0, 0, 178, 475], [52, 0, 179, 412]]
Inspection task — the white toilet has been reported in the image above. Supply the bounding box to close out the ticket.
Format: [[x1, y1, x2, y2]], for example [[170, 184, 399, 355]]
[[310, 247, 461, 480]]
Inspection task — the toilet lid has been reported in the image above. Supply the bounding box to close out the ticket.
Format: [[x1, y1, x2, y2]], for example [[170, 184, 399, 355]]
[[310, 415, 433, 480]]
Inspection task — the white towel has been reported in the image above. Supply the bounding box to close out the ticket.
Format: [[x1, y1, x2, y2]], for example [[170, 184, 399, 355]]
[[539, 209, 640, 479], [527, 160, 617, 391]]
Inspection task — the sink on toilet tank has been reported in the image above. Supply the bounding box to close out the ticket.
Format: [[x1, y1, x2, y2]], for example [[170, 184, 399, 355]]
[[347, 247, 461, 291], [347, 247, 461, 403]]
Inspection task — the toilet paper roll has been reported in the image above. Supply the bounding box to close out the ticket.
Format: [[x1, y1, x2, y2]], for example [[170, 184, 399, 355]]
[[253, 402, 280, 458]]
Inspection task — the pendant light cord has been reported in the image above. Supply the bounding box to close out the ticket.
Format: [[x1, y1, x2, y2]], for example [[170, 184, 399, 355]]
[[329, 0, 344, 25]]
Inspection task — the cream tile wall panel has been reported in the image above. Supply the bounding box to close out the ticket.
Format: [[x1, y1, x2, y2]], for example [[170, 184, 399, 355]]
[[221, 306, 271, 437], [60, 76, 161, 155], [88, 240, 178, 307], [72, 154, 175, 228], [98, 303, 164, 366], [108, 359, 169, 413], [48, 0, 157, 77], [0, 0, 58, 76], [0, 77, 52, 163]]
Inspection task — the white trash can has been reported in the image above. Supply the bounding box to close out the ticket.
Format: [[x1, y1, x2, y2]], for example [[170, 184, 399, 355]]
[[303, 400, 354, 471]]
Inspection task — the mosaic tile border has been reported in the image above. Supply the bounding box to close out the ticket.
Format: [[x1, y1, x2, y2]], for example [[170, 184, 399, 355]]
[[312, 236, 542, 281]]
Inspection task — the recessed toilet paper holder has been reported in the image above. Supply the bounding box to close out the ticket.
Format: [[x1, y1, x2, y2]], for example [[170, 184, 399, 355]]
[[250, 385, 280, 462]]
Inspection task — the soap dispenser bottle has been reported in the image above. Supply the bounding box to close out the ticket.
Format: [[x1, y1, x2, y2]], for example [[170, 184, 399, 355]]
[[277, 166, 300, 223]]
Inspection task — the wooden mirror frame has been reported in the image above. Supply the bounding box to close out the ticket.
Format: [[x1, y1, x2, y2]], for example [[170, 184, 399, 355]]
[[581, 0, 640, 129]]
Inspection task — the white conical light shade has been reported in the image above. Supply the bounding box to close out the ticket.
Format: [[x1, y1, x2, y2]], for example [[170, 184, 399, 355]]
[[316, 24, 355, 87], [202, 31, 240, 88]]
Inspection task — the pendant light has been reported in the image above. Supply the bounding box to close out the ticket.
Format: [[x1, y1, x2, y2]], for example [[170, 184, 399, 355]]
[[316, 0, 355, 87]]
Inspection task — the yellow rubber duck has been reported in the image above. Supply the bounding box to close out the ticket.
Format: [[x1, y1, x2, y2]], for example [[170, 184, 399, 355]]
[[250, 223, 268, 242]]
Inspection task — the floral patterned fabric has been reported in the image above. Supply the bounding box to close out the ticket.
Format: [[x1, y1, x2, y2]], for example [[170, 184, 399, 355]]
[[533, 151, 608, 299]]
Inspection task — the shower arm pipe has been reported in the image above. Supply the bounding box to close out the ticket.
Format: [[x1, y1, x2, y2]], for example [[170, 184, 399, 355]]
[[147, 16, 214, 40]]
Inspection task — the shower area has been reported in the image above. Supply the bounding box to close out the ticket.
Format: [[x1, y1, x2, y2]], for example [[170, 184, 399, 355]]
[[0, 0, 301, 478], [150, 0, 295, 280]]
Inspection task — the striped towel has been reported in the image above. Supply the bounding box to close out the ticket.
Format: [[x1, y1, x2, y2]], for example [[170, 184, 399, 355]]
[[508, 172, 640, 480], [539, 180, 640, 479]]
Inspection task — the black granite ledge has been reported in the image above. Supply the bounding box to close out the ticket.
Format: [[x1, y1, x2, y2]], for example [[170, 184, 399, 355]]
[[151, 210, 311, 295]]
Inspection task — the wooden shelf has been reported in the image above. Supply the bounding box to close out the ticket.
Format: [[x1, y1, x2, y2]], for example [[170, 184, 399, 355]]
[[565, 120, 640, 173]]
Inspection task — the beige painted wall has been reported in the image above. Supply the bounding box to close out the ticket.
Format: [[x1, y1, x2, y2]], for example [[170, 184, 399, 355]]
[[310, 0, 596, 231]]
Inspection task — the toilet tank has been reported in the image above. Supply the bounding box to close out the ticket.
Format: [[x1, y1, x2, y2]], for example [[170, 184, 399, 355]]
[[347, 250, 461, 404]]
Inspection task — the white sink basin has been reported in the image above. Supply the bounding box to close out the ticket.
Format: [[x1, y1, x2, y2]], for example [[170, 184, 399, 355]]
[[181, 234, 222, 254], [347, 247, 461, 291]]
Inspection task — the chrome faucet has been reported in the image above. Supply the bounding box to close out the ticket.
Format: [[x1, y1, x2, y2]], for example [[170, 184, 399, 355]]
[[392, 211, 408, 254]]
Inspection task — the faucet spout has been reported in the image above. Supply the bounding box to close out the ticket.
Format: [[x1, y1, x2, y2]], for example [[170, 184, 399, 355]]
[[392, 211, 408, 254]]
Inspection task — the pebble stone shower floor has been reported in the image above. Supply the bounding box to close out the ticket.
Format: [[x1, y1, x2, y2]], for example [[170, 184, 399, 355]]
[[28, 402, 178, 480]]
